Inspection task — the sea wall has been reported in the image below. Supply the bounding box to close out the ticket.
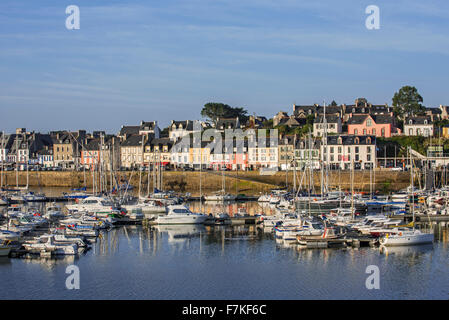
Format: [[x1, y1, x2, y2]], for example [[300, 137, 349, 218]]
[[1, 170, 411, 196]]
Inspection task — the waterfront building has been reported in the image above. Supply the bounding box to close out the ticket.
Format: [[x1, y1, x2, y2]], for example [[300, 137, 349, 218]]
[[347, 114, 399, 138], [51, 130, 85, 169], [248, 137, 278, 169], [190, 141, 211, 170], [144, 137, 173, 168], [37, 148, 53, 168], [81, 135, 120, 171], [313, 115, 342, 137], [120, 134, 149, 169], [278, 135, 295, 170], [404, 117, 434, 137], [294, 138, 321, 170], [321, 135, 376, 170]]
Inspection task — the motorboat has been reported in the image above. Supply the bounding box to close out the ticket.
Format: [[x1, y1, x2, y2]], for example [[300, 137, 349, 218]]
[[66, 196, 122, 216], [204, 192, 236, 201], [34, 234, 90, 248], [22, 191, 47, 202], [154, 205, 208, 224], [0, 229, 20, 241], [0, 196, 8, 206], [122, 199, 166, 214], [23, 235, 78, 255], [44, 204, 65, 220], [0, 241, 12, 257], [257, 194, 271, 202]]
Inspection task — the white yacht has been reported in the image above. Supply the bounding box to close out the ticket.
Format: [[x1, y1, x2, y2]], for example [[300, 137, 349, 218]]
[[23, 235, 78, 255], [122, 199, 166, 214], [155, 205, 208, 224], [44, 204, 65, 220], [66, 196, 120, 216], [379, 228, 434, 246], [204, 193, 236, 201], [0, 241, 11, 257]]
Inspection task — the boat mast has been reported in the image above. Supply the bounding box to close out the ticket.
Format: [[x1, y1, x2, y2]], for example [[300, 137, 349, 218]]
[[15, 134, 18, 188], [200, 143, 202, 213], [0, 131, 3, 188], [321, 101, 328, 197], [410, 146, 415, 230], [25, 133, 28, 190], [138, 134, 144, 199]]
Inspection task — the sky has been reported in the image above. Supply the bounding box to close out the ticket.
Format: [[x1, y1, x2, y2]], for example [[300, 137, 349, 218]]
[[0, 0, 448, 134]]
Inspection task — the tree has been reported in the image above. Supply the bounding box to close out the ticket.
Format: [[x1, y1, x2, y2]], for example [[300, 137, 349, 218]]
[[392, 86, 425, 118], [201, 102, 248, 124]]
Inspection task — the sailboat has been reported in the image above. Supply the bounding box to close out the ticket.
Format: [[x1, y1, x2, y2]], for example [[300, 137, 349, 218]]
[[380, 147, 434, 246], [204, 169, 236, 201]]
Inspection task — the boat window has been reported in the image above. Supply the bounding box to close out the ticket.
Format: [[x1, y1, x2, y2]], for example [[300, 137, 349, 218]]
[[173, 209, 190, 214]]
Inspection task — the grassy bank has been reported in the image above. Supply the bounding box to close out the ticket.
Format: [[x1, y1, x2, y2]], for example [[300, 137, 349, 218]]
[[1, 170, 411, 196]]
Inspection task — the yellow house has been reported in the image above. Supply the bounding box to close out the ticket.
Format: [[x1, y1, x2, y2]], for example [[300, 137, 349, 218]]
[[442, 126, 449, 138]]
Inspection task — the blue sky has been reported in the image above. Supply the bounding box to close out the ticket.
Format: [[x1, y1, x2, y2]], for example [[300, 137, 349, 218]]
[[0, 0, 448, 133]]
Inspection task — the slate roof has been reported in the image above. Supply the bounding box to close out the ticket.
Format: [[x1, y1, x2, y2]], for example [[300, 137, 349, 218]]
[[346, 115, 394, 125], [405, 116, 433, 125], [314, 115, 341, 124], [119, 126, 140, 137], [326, 135, 376, 145]]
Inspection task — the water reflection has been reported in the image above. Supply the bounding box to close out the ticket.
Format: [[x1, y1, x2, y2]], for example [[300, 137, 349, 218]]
[[379, 244, 434, 257], [187, 201, 278, 216]]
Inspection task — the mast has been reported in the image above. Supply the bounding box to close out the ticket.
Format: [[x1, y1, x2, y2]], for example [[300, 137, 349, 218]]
[[138, 134, 144, 199], [321, 101, 328, 197], [410, 146, 415, 229], [25, 133, 28, 190], [200, 143, 202, 213], [15, 134, 18, 188], [0, 131, 4, 188]]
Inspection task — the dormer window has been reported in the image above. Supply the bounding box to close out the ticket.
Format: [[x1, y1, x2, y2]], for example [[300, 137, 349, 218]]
[[338, 137, 342, 145], [409, 120, 413, 125], [366, 119, 372, 127], [424, 120, 428, 125], [367, 137, 371, 144], [352, 108, 355, 113], [355, 137, 360, 144]]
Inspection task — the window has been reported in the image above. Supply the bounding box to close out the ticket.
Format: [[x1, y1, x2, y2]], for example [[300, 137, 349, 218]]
[[372, 129, 376, 135], [355, 147, 359, 153], [330, 155, 334, 162], [409, 128, 413, 135], [366, 119, 372, 127], [338, 147, 342, 153], [355, 154, 359, 161], [367, 154, 371, 161], [330, 147, 334, 153], [354, 129, 358, 135], [381, 128, 385, 137], [363, 129, 367, 135]]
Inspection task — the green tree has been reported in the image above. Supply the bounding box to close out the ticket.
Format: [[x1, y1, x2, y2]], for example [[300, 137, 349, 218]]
[[200, 102, 248, 124], [392, 86, 425, 118]]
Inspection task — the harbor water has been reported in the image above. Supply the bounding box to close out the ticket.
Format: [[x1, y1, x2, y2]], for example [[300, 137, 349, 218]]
[[1, 197, 448, 300]]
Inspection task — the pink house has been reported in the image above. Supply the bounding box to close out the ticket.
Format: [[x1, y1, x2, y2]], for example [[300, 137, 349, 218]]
[[347, 115, 400, 138]]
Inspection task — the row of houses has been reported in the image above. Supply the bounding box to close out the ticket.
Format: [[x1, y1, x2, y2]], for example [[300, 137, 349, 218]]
[[0, 122, 378, 171], [3, 98, 449, 171], [274, 99, 446, 138]]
